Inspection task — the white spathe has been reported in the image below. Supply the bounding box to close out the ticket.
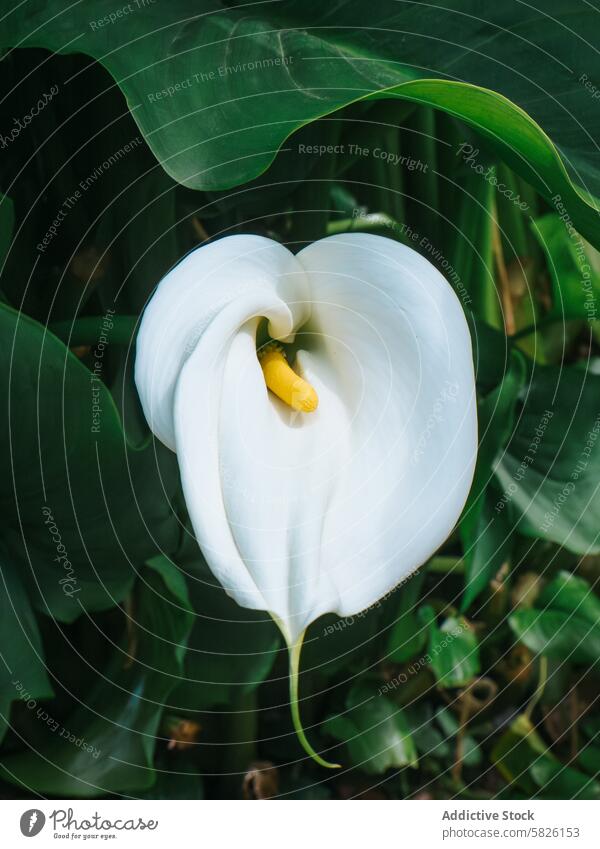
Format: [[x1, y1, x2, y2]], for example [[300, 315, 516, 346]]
[[135, 233, 477, 645]]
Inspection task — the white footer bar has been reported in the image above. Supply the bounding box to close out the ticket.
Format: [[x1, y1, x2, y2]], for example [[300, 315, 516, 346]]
[[1, 799, 598, 848]]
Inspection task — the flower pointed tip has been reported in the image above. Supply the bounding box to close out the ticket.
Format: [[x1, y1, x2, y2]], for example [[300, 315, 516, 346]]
[[292, 712, 341, 769], [316, 757, 342, 770]]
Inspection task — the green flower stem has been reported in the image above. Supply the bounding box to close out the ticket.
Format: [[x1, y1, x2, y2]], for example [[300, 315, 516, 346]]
[[289, 630, 340, 769]]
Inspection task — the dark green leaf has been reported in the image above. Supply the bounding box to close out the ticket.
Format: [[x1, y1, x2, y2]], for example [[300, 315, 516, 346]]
[[385, 569, 426, 663], [462, 348, 527, 536], [494, 365, 600, 553], [461, 487, 513, 612], [3, 3, 600, 246], [467, 315, 510, 393], [509, 572, 600, 666], [404, 705, 450, 760], [510, 609, 600, 666], [419, 606, 480, 687], [539, 571, 600, 624], [0, 552, 53, 744], [577, 742, 600, 780], [325, 683, 417, 774], [460, 350, 526, 608], [532, 213, 600, 322], [0, 302, 181, 620], [492, 713, 558, 796], [0, 556, 194, 796], [530, 758, 600, 800]]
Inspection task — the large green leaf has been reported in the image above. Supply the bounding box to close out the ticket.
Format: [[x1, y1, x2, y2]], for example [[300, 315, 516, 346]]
[[0, 302, 181, 620], [0, 551, 53, 744], [3, 3, 600, 246], [0, 556, 194, 796], [494, 365, 600, 554]]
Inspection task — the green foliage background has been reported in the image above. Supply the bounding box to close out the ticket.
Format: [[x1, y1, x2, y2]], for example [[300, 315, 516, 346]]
[[0, 1, 599, 799]]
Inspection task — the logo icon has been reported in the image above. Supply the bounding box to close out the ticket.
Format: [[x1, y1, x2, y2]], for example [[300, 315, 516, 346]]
[[19, 810, 45, 837]]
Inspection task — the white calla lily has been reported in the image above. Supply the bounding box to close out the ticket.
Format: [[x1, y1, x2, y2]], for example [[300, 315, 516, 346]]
[[135, 233, 477, 766]]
